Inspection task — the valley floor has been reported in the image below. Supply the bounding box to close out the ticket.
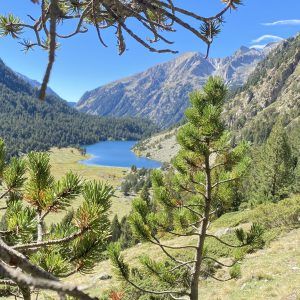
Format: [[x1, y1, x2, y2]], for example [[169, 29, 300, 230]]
[[48, 147, 134, 221], [1, 148, 298, 300]]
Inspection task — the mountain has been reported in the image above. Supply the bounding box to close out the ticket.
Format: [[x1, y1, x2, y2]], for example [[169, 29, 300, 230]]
[[16, 72, 60, 98], [226, 34, 300, 144], [67, 101, 77, 107], [134, 35, 300, 162], [16, 73, 78, 108], [0, 58, 157, 157], [77, 45, 274, 128]]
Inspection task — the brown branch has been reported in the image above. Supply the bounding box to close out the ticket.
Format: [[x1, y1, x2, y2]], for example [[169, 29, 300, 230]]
[[150, 236, 193, 267], [0, 238, 58, 281], [13, 229, 86, 251], [205, 234, 244, 248], [0, 230, 12, 235], [0, 189, 10, 200], [121, 272, 188, 298], [0, 262, 97, 300], [150, 238, 197, 250], [203, 256, 237, 268], [212, 178, 237, 189], [39, 0, 58, 100], [202, 270, 234, 282], [170, 260, 196, 272], [0, 279, 17, 286], [103, 3, 178, 54]]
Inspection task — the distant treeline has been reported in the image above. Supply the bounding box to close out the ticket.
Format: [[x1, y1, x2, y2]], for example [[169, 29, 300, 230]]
[[0, 60, 157, 158]]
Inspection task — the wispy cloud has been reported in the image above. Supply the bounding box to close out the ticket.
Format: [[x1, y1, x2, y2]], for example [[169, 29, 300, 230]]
[[250, 44, 267, 50], [262, 19, 300, 26], [252, 35, 283, 44]]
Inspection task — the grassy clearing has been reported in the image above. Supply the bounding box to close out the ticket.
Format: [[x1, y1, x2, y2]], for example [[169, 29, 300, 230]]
[[47, 147, 134, 223], [63, 195, 300, 299], [200, 228, 300, 299], [0, 147, 134, 223]]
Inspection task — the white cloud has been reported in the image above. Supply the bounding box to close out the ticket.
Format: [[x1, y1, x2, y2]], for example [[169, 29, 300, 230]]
[[252, 35, 283, 43], [250, 44, 267, 50], [262, 19, 300, 26]]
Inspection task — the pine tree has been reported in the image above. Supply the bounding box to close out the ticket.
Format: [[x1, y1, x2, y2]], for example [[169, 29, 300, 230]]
[[111, 215, 122, 242], [140, 184, 150, 205], [248, 121, 297, 203], [0, 141, 114, 299], [109, 77, 263, 300]]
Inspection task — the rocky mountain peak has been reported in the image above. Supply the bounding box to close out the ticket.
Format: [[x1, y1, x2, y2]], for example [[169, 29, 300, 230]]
[[77, 42, 280, 128]]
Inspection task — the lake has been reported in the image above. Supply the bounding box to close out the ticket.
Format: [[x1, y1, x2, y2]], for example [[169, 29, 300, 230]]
[[80, 141, 161, 169]]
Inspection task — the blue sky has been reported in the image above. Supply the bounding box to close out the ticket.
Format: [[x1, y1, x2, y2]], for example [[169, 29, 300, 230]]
[[0, 0, 299, 102]]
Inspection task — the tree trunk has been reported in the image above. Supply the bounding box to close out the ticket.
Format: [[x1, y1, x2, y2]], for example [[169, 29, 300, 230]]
[[36, 212, 43, 242], [190, 151, 212, 300], [19, 283, 31, 300]]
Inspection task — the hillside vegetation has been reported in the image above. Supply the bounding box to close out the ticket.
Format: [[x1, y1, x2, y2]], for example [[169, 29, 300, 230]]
[[0, 59, 157, 157], [63, 196, 300, 299], [226, 34, 300, 144]]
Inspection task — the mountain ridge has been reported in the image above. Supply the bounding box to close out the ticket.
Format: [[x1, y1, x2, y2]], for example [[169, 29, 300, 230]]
[[0, 58, 157, 157], [134, 35, 300, 162], [77, 44, 276, 128]]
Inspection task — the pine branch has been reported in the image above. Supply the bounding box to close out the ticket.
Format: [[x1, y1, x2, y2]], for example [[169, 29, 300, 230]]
[[212, 178, 237, 189], [0, 230, 12, 235], [13, 228, 87, 251], [181, 205, 204, 217], [210, 162, 226, 170], [151, 237, 193, 267], [167, 230, 199, 238], [205, 234, 245, 248], [150, 238, 197, 250], [202, 270, 234, 282], [0, 189, 10, 200], [170, 260, 196, 272], [120, 273, 188, 298], [0, 262, 97, 300], [203, 256, 237, 268], [0, 237, 59, 281], [0, 279, 17, 286]]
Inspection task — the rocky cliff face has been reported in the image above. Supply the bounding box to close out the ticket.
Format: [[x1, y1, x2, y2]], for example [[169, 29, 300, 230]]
[[77, 45, 272, 128], [225, 35, 300, 143], [134, 35, 300, 162]]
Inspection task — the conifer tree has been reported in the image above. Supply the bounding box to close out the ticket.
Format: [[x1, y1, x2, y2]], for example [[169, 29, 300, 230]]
[[0, 141, 114, 300], [109, 77, 263, 300], [140, 184, 150, 205], [248, 121, 297, 204], [111, 215, 122, 242]]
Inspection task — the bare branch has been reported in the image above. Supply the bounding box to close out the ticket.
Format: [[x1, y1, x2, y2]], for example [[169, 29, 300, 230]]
[[0, 262, 96, 300], [203, 256, 238, 268], [212, 178, 237, 189], [13, 228, 86, 251], [202, 270, 234, 282], [205, 234, 244, 248]]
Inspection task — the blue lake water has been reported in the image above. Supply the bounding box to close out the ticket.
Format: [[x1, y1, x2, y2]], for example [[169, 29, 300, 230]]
[[80, 141, 161, 169]]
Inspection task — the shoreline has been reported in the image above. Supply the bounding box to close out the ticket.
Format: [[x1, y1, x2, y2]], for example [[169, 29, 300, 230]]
[[80, 140, 162, 169]]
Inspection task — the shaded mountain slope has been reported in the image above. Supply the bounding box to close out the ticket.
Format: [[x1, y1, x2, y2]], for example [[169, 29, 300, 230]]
[[0, 59, 157, 157]]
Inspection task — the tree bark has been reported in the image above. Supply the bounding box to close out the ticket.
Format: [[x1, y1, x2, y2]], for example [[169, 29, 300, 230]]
[[36, 211, 43, 242], [19, 282, 31, 300], [190, 151, 211, 300]]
